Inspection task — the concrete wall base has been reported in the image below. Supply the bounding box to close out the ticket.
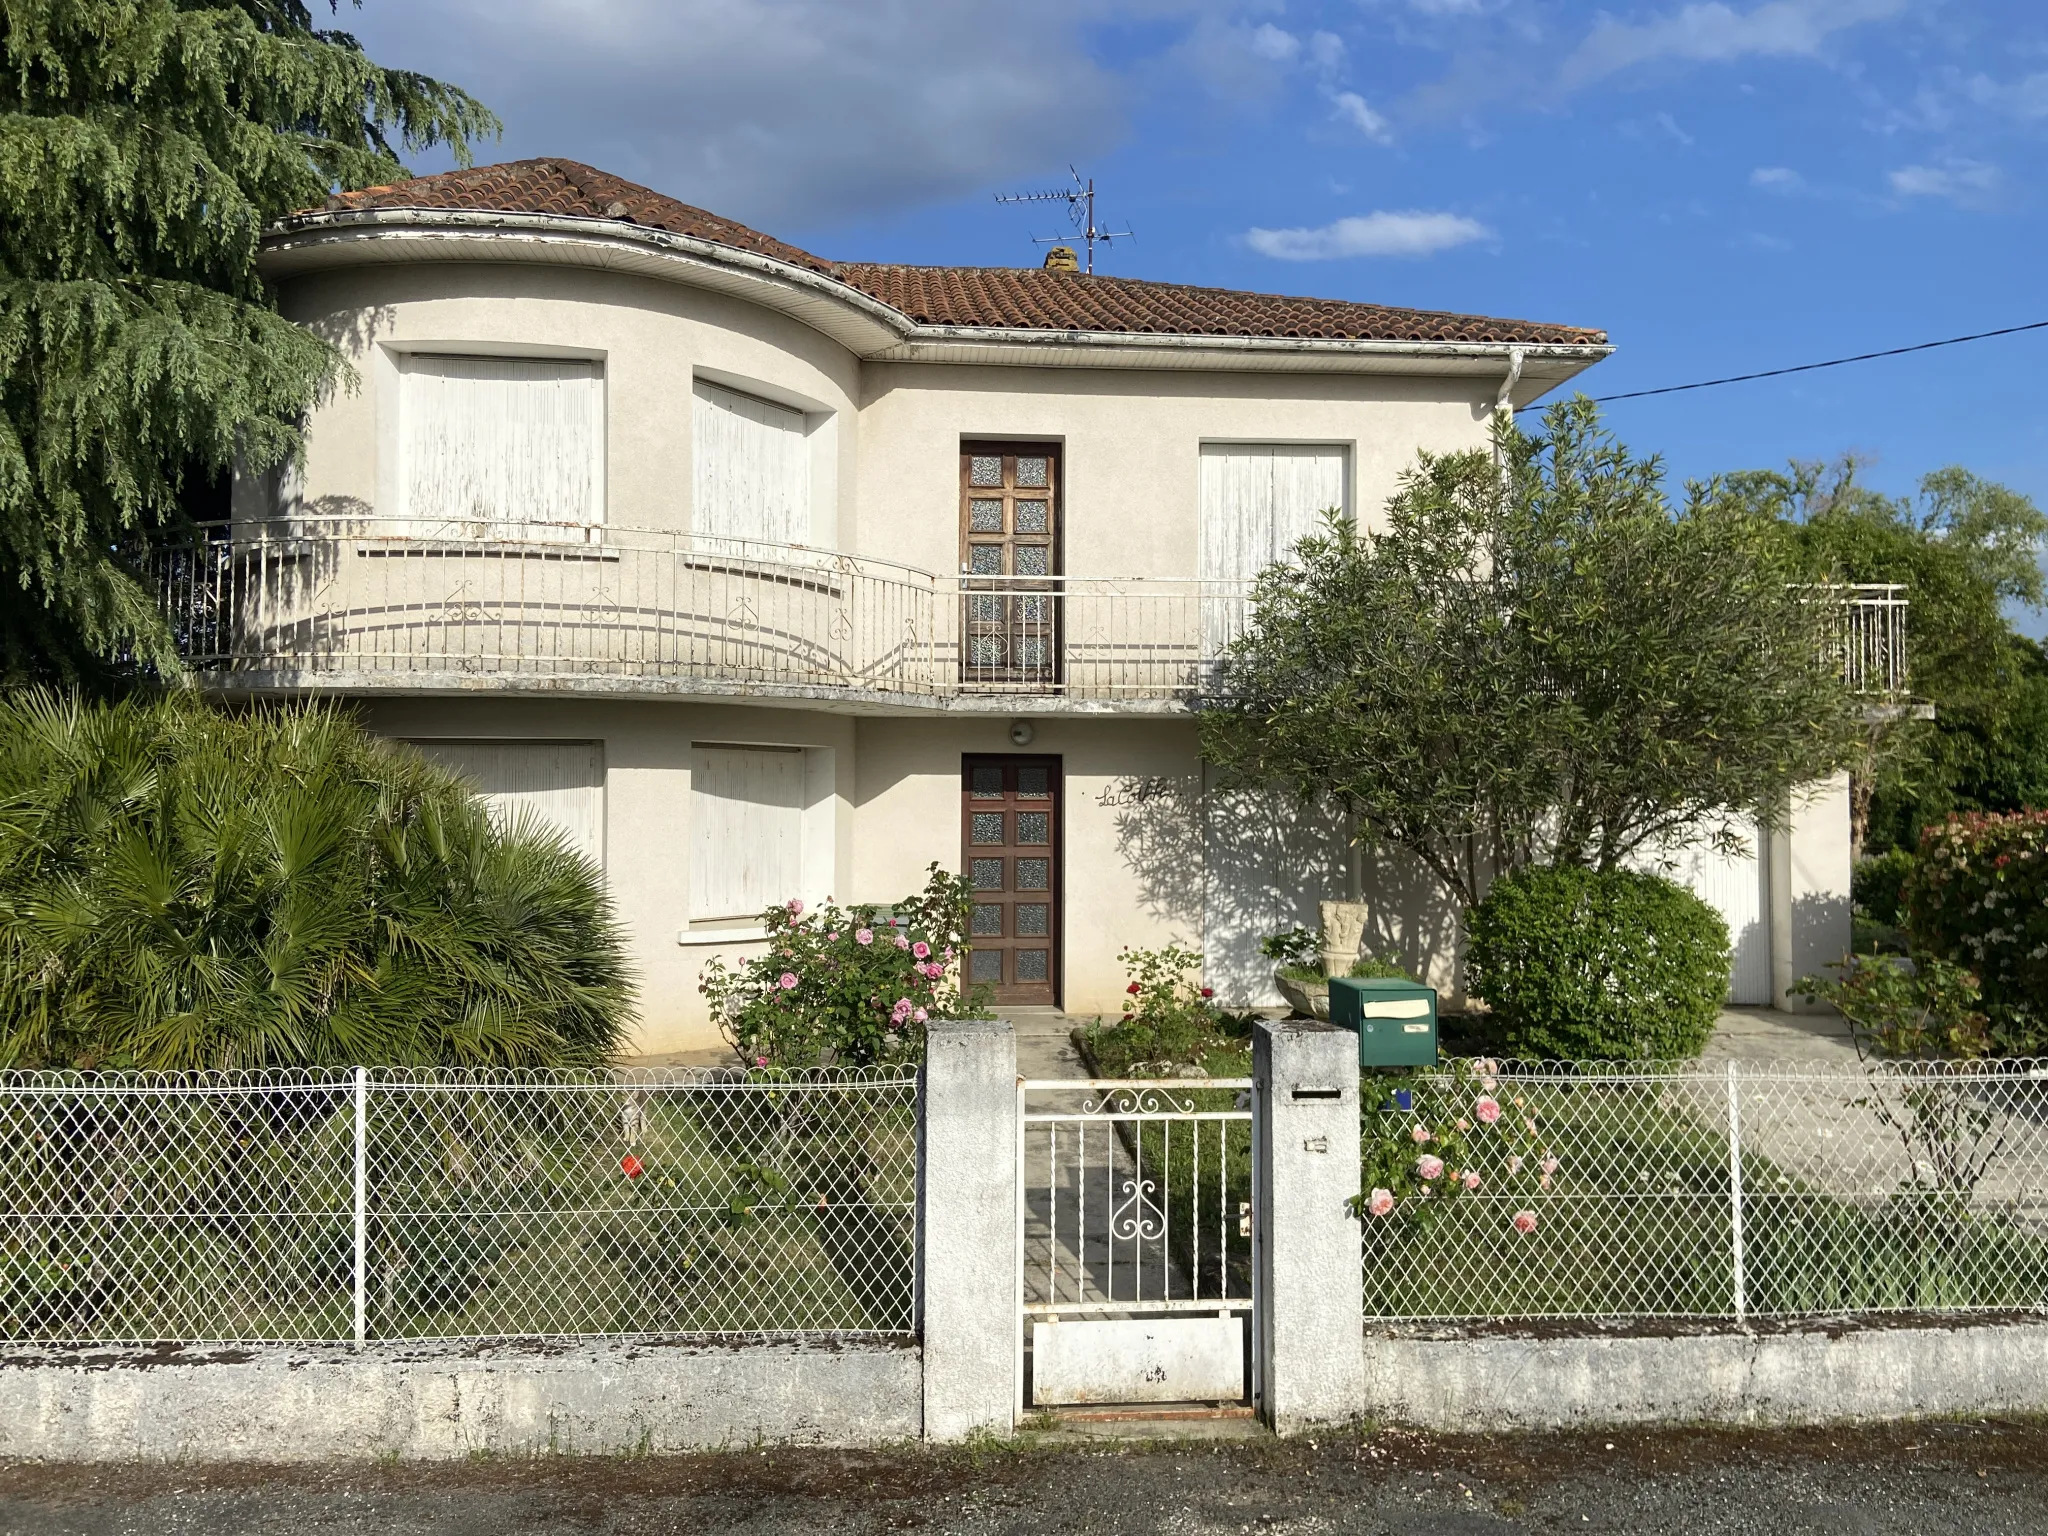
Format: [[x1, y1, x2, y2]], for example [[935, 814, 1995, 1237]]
[[1363, 1320, 2048, 1430], [0, 1340, 921, 1461]]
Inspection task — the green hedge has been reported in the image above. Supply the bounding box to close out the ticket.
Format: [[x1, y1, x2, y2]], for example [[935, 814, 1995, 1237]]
[[1906, 811, 2048, 1053], [0, 691, 634, 1069], [1466, 865, 1730, 1060], [1852, 848, 1916, 926]]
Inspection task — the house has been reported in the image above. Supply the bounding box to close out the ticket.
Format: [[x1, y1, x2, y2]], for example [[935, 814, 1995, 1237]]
[[177, 158, 1866, 1055]]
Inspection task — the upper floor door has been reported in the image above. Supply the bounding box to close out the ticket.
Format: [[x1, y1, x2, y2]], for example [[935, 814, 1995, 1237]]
[[961, 442, 1061, 686]]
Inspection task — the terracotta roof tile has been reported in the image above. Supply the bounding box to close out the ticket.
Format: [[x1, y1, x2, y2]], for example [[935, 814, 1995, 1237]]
[[302, 160, 1605, 348]]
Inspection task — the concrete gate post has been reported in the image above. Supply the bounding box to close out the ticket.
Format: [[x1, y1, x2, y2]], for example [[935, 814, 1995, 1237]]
[[919, 1019, 1018, 1441], [1254, 1019, 1366, 1433]]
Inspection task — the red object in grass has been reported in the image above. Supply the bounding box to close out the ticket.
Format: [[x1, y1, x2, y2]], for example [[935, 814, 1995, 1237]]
[[621, 1155, 645, 1179]]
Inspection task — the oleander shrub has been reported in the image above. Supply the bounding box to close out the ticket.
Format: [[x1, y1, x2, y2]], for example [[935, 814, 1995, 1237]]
[[0, 691, 633, 1068], [1906, 811, 2048, 1054], [1465, 865, 1730, 1060]]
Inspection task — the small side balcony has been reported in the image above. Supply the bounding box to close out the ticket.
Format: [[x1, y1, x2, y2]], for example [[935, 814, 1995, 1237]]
[[155, 523, 1912, 710], [156, 520, 1250, 710]]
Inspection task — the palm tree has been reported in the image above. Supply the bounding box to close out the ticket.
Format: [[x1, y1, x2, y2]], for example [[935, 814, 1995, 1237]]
[[0, 691, 633, 1068]]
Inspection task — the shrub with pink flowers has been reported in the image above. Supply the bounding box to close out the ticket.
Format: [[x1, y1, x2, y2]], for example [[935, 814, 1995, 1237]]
[[1354, 1059, 1556, 1237], [698, 864, 987, 1068]]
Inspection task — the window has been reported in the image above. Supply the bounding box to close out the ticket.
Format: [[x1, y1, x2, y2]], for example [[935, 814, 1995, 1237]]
[[693, 381, 810, 548], [405, 740, 605, 866], [689, 743, 835, 925], [399, 356, 603, 533], [1199, 443, 1347, 654]]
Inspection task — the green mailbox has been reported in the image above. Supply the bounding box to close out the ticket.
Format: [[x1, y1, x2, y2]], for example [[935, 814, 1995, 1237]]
[[1329, 977, 1439, 1067]]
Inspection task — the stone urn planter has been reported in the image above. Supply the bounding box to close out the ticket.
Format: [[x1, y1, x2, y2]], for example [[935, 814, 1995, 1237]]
[[1274, 970, 1330, 1020]]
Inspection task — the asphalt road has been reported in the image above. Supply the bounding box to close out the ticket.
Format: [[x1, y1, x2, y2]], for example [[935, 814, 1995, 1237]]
[[6, 1419, 2048, 1534]]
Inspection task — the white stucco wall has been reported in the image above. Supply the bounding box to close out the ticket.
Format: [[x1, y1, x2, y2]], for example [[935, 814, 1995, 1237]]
[[275, 262, 861, 543], [270, 261, 1502, 569], [852, 362, 1496, 578], [852, 715, 1206, 1020]]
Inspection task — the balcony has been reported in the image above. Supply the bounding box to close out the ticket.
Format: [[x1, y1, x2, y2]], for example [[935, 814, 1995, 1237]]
[[156, 520, 1249, 711], [156, 523, 1910, 710]]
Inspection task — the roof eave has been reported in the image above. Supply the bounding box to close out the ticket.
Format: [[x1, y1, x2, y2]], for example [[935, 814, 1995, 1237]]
[[261, 209, 1610, 387]]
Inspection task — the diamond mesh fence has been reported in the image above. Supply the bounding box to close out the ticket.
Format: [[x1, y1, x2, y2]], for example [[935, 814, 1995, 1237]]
[[0, 1067, 919, 1345], [1362, 1058, 2048, 1322]]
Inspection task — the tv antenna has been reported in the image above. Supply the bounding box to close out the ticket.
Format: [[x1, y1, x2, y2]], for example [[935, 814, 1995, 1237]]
[[994, 167, 1134, 273]]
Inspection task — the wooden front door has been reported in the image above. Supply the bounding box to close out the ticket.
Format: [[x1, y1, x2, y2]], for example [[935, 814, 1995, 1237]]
[[962, 755, 1061, 1006], [960, 442, 1060, 687]]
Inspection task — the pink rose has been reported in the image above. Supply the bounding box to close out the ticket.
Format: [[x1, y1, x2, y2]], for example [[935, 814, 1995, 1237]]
[[1512, 1210, 1538, 1235], [895, 935, 910, 950], [913, 1008, 928, 1023], [944, 946, 955, 960], [1457, 1118, 1471, 1131], [786, 898, 804, 917], [1506, 1155, 1523, 1175], [1475, 1096, 1501, 1125], [1416, 1154, 1444, 1181], [754, 1055, 769, 1067], [1461, 1170, 1481, 1192], [1410, 1126, 1432, 1144], [1367, 1188, 1395, 1218], [856, 929, 874, 946], [913, 941, 931, 959], [1540, 1153, 1559, 1177], [827, 932, 839, 942], [779, 972, 798, 990]]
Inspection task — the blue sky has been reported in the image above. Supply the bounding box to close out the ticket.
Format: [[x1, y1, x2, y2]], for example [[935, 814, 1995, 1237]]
[[356, 0, 2047, 514]]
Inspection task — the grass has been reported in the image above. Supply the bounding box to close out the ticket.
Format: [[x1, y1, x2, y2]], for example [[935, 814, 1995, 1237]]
[[0, 1077, 919, 1343], [1363, 1072, 2048, 1320]]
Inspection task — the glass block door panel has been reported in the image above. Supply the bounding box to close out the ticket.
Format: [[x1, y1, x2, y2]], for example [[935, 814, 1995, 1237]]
[[960, 754, 1061, 1006], [960, 442, 1060, 689]]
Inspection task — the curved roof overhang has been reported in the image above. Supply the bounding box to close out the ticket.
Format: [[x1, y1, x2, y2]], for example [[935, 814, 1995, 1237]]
[[261, 210, 1613, 403]]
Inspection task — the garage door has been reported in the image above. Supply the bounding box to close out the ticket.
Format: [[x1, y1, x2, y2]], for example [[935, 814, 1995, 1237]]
[[1661, 823, 1771, 1006]]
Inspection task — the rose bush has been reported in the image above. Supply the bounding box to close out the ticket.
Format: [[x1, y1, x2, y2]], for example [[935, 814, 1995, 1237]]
[[1355, 1059, 1557, 1237], [698, 864, 986, 1068]]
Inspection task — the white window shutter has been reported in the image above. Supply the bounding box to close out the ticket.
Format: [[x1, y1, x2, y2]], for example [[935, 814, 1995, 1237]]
[[690, 746, 805, 922], [407, 741, 606, 867], [692, 382, 810, 548], [1201, 444, 1348, 657], [401, 357, 602, 532]]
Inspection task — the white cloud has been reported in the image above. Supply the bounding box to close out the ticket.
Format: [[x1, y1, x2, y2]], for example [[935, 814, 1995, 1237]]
[[1333, 91, 1394, 142], [1560, 0, 1907, 91], [1962, 70, 2048, 121], [1250, 23, 1301, 63], [1750, 165, 1804, 190], [347, 0, 1213, 229], [1245, 210, 1493, 260], [1655, 111, 1695, 145], [1307, 31, 1347, 75], [1888, 159, 2001, 202]]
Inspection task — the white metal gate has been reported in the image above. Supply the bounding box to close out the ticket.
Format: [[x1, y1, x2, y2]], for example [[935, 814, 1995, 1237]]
[[1016, 1077, 1257, 1413]]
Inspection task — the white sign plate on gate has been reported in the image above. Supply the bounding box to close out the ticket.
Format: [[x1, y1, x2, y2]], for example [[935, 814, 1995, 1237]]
[[1032, 1317, 1245, 1405]]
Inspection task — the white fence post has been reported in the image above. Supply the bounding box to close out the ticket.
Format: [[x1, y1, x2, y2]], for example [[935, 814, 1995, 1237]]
[[1253, 1019, 1365, 1433], [919, 1020, 1017, 1441], [352, 1066, 368, 1349], [1726, 1061, 1747, 1326]]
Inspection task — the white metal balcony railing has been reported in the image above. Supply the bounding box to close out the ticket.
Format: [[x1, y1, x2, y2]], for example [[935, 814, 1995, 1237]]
[[154, 521, 1910, 703], [155, 519, 1253, 702]]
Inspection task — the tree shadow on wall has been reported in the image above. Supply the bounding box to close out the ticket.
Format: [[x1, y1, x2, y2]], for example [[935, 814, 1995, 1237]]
[[1102, 773, 1470, 1007]]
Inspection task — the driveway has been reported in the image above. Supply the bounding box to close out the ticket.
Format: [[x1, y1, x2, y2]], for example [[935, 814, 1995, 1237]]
[[6, 1420, 2047, 1534]]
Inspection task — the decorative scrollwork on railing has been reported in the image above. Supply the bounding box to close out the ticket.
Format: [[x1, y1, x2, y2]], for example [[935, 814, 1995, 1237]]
[[1077, 1087, 1199, 1117], [1109, 1176, 1168, 1242]]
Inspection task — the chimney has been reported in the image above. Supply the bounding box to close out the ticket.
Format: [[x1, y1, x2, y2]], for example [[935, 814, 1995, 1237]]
[[1042, 246, 1079, 272]]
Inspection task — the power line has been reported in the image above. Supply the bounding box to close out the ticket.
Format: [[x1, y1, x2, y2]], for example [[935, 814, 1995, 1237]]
[[1591, 319, 2048, 403]]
